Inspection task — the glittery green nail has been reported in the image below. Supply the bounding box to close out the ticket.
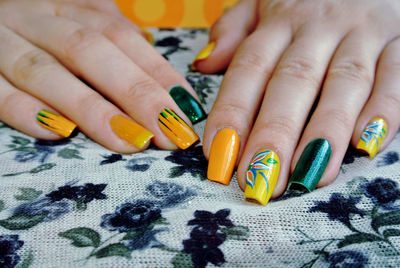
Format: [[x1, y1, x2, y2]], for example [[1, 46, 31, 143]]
[[289, 139, 331, 192], [169, 86, 207, 124]]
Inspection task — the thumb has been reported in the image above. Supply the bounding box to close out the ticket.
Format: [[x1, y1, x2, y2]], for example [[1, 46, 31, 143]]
[[192, 0, 258, 74]]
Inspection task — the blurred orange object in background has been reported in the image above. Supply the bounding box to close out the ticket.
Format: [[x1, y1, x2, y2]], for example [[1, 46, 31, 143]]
[[114, 0, 239, 28]]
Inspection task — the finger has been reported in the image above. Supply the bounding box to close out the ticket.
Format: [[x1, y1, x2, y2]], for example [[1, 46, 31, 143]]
[[56, 3, 205, 122], [0, 73, 71, 139], [6, 10, 198, 149], [353, 36, 400, 158], [0, 24, 153, 153], [234, 25, 343, 204], [53, 0, 126, 19], [204, 21, 292, 185], [290, 30, 386, 191], [192, 0, 258, 73]]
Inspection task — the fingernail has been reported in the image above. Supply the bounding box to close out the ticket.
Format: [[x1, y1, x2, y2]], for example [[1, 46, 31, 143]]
[[158, 108, 199, 150], [169, 86, 207, 124], [289, 138, 331, 192], [191, 42, 216, 71], [36, 109, 77, 138], [356, 118, 387, 159], [141, 28, 154, 44], [110, 115, 154, 149], [244, 150, 280, 206], [207, 129, 240, 185]]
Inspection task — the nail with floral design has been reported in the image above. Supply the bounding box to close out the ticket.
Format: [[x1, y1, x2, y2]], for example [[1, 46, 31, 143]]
[[244, 150, 280, 206], [356, 118, 387, 159], [158, 108, 199, 150], [191, 42, 215, 71], [36, 109, 77, 137]]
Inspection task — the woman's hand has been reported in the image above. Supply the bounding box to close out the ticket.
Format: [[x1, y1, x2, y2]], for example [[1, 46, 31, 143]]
[[194, 0, 400, 205], [0, 0, 204, 153]]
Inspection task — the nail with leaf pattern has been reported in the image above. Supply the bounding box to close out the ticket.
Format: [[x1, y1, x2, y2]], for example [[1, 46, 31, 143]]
[[357, 118, 388, 159], [158, 108, 199, 149], [36, 109, 77, 137], [244, 150, 280, 206]]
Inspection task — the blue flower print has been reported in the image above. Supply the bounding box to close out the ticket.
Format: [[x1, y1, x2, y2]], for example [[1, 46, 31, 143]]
[[13, 197, 71, 222], [363, 177, 400, 209], [100, 154, 125, 165], [188, 209, 233, 232], [46, 183, 107, 204], [377, 151, 399, 167], [101, 200, 161, 233], [146, 181, 196, 208], [183, 226, 225, 268], [126, 228, 166, 251], [309, 193, 364, 227], [0, 235, 24, 268], [14, 139, 70, 163], [125, 157, 154, 172], [165, 146, 207, 179], [327, 250, 368, 268]]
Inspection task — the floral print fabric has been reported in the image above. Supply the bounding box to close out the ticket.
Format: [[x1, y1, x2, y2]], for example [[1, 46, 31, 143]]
[[0, 29, 399, 267]]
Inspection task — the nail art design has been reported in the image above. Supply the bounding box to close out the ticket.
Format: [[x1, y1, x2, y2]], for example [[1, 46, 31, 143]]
[[36, 109, 77, 138], [356, 118, 387, 159], [141, 28, 154, 44], [191, 42, 215, 71], [207, 129, 240, 185], [289, 139, 331, 192], [169, 86, 207, 124], [245, 150, 280, 206], [158, 108, 199, 149], [110, 115, 154, 149]]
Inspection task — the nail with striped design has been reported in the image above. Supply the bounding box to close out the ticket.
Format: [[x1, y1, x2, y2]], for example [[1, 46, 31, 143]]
[[158, 108, 199, 149], [36, 109, 77, 137]]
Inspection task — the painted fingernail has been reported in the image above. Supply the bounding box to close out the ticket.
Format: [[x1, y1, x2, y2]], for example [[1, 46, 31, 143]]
[[110, 115, 154, 149], [207, 129, 240, 185], [169, 86, 207, 124], [191, 42, 215, 71], [141, 28, 154, 44], [158, 108, 199, 149], [245, 150, 280, 206], [36, 109, 77, 137], [289, 139, 331, 192], [356, 118, 387, 159]]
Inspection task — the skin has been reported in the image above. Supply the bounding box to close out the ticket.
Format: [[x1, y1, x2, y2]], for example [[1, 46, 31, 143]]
[[0, 0, 198, 153], [1, 0, 399, 199], [197, 0, 400, 197]]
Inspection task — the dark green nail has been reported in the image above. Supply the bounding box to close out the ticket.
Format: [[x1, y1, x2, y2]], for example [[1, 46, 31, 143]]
[[169, 86, 207, 124], [289, 138, 331, 192]]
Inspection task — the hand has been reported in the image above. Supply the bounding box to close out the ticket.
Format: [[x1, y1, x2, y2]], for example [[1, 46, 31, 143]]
[[194, 0, 400, 205], [0, 0, 203, 153]]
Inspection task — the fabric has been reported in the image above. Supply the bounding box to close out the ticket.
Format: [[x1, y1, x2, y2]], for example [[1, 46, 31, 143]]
[[114, 0, 239, 27], [1, 29, 400, 268]]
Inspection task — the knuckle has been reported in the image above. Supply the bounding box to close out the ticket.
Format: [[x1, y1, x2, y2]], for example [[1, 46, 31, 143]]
[[12, 50, 58, 84], [64, 28, 104, 59], [376, 93, 400, 112], [124, 79, 160, 105], [328, 59, 373, 84], [259, 116, 299, 142], [104, 22, 133, 43], [274, 56, 320, 87], [211, 102, 253, 129], [317, 108, 354, 132], [230, 49, 269, 74]]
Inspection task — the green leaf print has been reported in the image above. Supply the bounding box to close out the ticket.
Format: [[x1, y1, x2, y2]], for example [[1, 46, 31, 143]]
[[221, 226, 249, 241], [371, 211, 400, 233], [94, 243, 131, 259], [0, 214, 47, 230], [59, 227, 101, 248], [171, 252, 194, 268], [0, 200, 4, 212], [11, 136, 31, 146], [382, 229, 400, 238], [337, 233, 381, 248], [57, 148, 84, 160], [14, 188, 43, 201]]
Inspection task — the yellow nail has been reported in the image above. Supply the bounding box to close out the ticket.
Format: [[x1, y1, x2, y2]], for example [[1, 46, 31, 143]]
[[158, 108, 199, 150], [36, 109, 77, 137], [207, 129, 240, 185], [110, 115, 154, 149], [141, 28, 154, 45], [244, 150, 280, 206], [356, 118, 388, 159], [191, 42, 216, 71]]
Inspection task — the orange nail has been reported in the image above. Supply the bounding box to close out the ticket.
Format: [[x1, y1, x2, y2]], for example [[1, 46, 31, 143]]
[[110, 115, 154, 149], [36, 109, 77, 137], [207, 129, 240, 185], [158, 108, 199, 150], [141, 28, 154, 44]]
